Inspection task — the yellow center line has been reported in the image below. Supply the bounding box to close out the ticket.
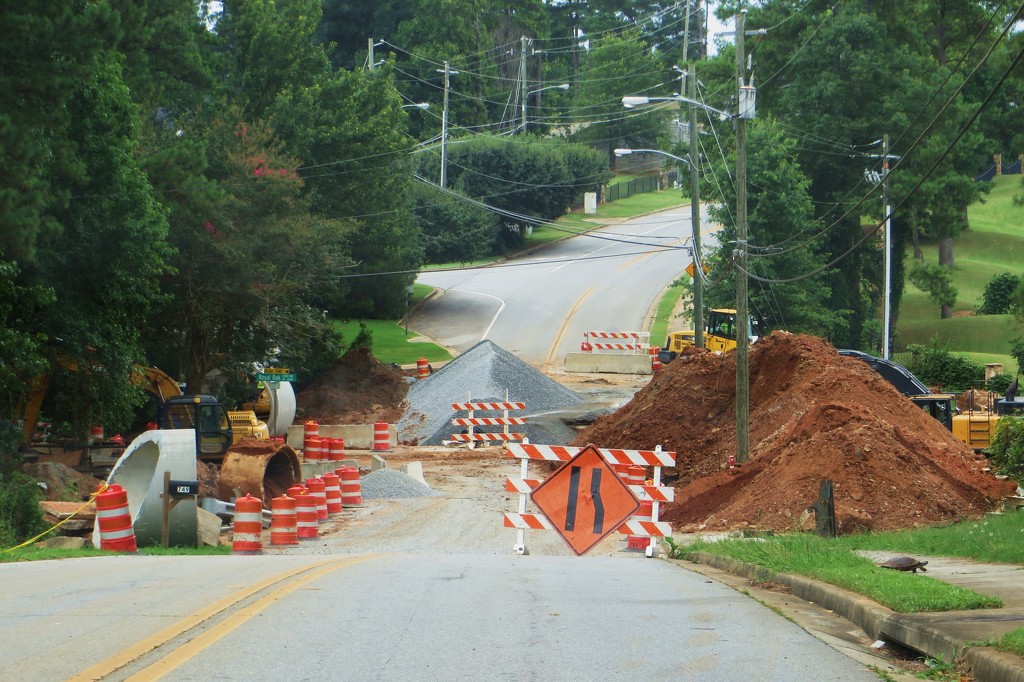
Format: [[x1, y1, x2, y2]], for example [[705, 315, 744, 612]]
[[69, 555, 378, 682], [547, 287, 596, 365], [617, 250, 659, 271]]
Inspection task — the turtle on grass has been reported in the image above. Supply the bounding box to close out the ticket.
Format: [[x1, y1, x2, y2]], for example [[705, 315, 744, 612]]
[[878, 556, 928, 573]]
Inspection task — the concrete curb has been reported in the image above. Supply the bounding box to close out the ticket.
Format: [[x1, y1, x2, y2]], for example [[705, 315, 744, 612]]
[[686, 552, 1024, 682]]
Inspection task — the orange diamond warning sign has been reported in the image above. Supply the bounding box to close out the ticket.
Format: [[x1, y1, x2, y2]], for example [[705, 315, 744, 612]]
[[530, 445, 641, 556]]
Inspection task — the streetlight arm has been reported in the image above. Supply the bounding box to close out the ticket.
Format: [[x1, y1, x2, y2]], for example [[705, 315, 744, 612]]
[[614, 148, 692, 168], [527, 83, 570, 96], [621, 95, 732, 121]]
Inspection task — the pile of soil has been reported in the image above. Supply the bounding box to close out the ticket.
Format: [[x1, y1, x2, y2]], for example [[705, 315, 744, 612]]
[[296, 347, 409, 425], [21, 462, 103, 502], [574, 333, 1015, 534]]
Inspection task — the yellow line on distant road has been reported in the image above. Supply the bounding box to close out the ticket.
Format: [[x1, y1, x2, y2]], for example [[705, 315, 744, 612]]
[[69, 555, 377, 682], [547, 287, 596, 364]]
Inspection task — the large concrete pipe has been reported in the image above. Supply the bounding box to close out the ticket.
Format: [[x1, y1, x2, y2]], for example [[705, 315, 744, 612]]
[[218, 441, 301, 507], [93, 429, 199, 548]]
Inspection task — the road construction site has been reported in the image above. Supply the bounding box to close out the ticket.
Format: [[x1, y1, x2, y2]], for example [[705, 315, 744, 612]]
[[22, 328, 1024, 681]]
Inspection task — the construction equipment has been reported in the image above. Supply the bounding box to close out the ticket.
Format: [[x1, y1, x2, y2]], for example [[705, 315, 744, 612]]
[[157, 395, 269, 461], [19, 363, 270, 461], [839, 350, 956, 430], [657, 309, 761, 363], [836, 349, 1024, 449]]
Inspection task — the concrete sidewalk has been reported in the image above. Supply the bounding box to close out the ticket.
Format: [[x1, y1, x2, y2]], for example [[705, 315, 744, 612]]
[[687, 551, 1024, 682]]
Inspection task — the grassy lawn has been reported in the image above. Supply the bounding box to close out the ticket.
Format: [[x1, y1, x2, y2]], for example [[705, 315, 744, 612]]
[[332, 317, 451, 365], [675, 511, 1024, 613], [650, 283, 688, 346], [897, 174, 1024, 373]]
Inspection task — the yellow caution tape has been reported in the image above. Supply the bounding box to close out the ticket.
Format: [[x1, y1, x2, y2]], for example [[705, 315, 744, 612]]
[[3, 482, 109, 553]]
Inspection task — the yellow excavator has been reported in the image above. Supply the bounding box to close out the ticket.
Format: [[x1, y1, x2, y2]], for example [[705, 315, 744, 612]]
[[19, 364, 268, 460], [658, 309, 761, 362]]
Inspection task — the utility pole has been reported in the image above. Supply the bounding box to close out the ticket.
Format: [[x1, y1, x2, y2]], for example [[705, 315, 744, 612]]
[[682, 2, 704, 348], [688, 67, 704, 348], [882, 133, 892, 360], [519, 37, 531, 132], [438, 61, 458, 188], [735, 9, 750, 464]]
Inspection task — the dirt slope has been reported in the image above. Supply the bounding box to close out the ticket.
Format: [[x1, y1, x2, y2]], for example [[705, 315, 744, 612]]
[[295, 347, 409, 425], [574, 332, 1014, 533]]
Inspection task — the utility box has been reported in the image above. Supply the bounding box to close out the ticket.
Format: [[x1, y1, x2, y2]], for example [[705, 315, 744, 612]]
[[584, 192, 597, 214]]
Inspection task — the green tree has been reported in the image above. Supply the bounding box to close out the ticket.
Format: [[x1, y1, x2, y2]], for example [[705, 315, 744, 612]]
[[425, 134, 610, 249], [413, 184, 500, 263], [704, 118, 838, 336], [25, 53, 172, 437], [908, 262, 958, 318], [270, 68, 422, 318], [216, 0, 331, 117], [569, 28, 667, 162], [979, 272, 1021, 315]]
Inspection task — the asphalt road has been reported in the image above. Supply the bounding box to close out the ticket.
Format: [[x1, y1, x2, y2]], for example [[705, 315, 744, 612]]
[[0, 454, 880, 681], [1, 553, 877, 681], [412, 206, 715, 367]]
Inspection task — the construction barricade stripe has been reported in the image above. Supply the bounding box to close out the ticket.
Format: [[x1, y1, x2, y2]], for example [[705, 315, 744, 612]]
[[503, 512, 554, 530], [629, 484, 675, 502], [450, 432, 526, 442], [451, 402, 526, 411], [452, 417, 527, 426], [616, 519, 672, 536], [504, 477, 541, 493], [585, 331, 650, 340], [507, 443, 676, 466], [590, 343, 647, 352]]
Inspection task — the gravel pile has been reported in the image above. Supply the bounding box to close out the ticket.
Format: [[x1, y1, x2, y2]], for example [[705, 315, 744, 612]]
[[359, 468, 443, 499], [398, 340, 584, 446]]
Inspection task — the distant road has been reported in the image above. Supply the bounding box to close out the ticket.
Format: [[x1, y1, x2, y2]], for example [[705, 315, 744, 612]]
[[412, 205, 715, 367]]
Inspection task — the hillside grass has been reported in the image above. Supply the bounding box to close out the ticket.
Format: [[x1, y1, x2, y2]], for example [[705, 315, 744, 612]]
[[897, 174, 1024, 374]]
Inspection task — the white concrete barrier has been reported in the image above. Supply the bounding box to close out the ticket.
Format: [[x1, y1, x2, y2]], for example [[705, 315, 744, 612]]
[[564, 352, 652, 375], [286, 423, 396, 450]]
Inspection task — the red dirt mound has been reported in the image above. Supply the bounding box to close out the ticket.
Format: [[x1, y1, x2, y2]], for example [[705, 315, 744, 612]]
[[573, 332, 1013, 533], [296, 347, 409, 425]]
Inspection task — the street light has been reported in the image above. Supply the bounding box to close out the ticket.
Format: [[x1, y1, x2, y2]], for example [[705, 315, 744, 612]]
[[402, 103, 430, 110], [621, 96, 732, 121], [614, 148, 692, 167], [522, 83, 569, 132], [622, 10, 754, 465], [616, 148, 704, 347]]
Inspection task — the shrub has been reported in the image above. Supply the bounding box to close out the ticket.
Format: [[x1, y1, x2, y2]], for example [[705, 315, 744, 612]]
[[907, 344, 985, 391], [988, 372, 1016, 394], [978, 272, 1020, 315], [987, 416, 1024, 481], [0, 471, 48, 548]]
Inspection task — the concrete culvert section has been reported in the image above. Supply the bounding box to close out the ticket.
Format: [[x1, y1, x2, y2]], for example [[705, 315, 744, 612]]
[[218, 440, 302, 507], [398, 340, 584, 446], [95, 429, 198, 548]]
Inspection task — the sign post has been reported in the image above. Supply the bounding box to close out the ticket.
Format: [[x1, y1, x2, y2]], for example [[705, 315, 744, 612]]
[[161, 471, 199, 547]]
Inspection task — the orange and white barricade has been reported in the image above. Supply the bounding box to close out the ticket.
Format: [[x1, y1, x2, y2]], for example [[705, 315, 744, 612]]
[[582, 331, 651, 354], [270, 494, 298, 546], [322, 471, 343, 514], [232, 494, 264, 554], [339, 466, 363, 507], [504, 443, 674, 557], [95, 484, 137, 552], [294, 490, 319, 540], [305, 477, 328, 521], [449, 399, 526, 447]]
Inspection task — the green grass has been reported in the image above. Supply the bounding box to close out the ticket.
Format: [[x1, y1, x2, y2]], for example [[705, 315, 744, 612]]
[[681, 533, 1002, 612], [650, 283, 688, 347], [996, 627, 1024, 657], [1, 543, 232, 562], [897, 174, 1024, 370], [677, 513, 1024, 612], [332, 318, 451, 365]]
